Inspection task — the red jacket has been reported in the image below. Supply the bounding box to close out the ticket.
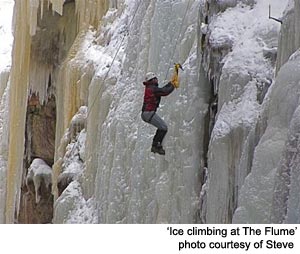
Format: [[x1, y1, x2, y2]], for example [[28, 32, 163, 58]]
[[142, 79, 174, 112]]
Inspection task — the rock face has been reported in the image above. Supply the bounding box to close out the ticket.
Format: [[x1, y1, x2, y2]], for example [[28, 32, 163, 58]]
[[26, 95, 56, 165], [17, 95, 56, 223], [18, 95, 56, 223]]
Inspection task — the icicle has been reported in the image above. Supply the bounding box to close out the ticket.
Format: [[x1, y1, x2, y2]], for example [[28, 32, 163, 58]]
[[5, 0, 32, 223], [75, 0, 109, 30], [49, 0, 65, 16], [0, 71, 10, 100], [40, 0, 44, 19], [4, 0, 109, 223], [29, 61, 53, 104], [0, 84, 10, 223], [54, 29, 95, 162], [28, 0, 40, 36]]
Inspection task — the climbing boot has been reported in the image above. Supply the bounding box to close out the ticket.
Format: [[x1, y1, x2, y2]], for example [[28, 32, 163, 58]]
[[151, 144, 165, 155], [153, 129, 167, 145]]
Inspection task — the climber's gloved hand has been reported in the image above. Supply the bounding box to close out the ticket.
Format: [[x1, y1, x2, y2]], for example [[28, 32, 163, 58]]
[[170, 63, 183, 88], [170, 73, 179, 88]]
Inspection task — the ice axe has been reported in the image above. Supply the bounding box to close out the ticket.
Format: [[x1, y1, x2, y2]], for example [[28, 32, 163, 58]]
[[174, 63, 184, 73]]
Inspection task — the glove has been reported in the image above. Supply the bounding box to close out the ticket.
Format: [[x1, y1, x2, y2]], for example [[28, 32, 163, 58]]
[[170, 63, 183, 88], [170, 72, 179, 88]]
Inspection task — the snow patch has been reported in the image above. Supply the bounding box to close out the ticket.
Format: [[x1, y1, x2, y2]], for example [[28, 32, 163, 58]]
[[0, 0, 14, 72], [204, 0, 288, 223], [212, 81, 260, 139], [26, 158, 52, 203], [54, 181, 98, 223]]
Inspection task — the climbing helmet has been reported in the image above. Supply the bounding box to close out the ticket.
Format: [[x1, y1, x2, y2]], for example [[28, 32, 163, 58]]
[[145, 72, 157, 82]]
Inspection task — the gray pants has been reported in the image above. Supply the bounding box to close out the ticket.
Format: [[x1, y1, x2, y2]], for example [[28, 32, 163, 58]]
[[141, 111, 167, 131], [141, 111, 168, 146]]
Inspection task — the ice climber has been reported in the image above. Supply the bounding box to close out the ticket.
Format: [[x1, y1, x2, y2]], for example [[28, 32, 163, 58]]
[[141, 64, 182, 155]]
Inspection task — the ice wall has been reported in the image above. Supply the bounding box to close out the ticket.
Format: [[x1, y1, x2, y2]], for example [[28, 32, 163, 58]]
[[4, 0, 299, 224], [5, 0, 33, 223], [2, 0, 109, 223], [233, 1, 300, 223], [51, 0, 298, 224], [276, 0, 300, 72], [278, 2, 300, 223], [0, 87, 10, 223], [233, 50, 300, 224], [200, 0, 288, 223], [0, 0, 13, 223], [53, 0, 210, 223], [94, 0, 206, 223]]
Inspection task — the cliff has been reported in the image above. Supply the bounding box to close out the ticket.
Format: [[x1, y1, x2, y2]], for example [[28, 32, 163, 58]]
[[0, 0, 299, 224]]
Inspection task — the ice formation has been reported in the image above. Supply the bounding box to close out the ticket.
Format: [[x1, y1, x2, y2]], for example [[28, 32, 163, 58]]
[[1, 0, 300, 224], [26, 158, 52, 204], [53, 0, 207, 223], [201, 0, 289, 223], [233, 1, 300, 223], [53, 106, 87, 200], [0, 0, 14, 223]]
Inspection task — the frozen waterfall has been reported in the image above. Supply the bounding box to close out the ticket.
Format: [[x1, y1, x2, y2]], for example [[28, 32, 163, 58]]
[[1, 0, 300, 224], [54, 0, 209, 224]]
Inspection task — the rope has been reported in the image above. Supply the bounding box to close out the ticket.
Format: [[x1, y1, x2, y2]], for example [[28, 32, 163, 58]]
[[66, 0, 191, 162], [164, 0, 192, 81], [87, 0, 190, 117], [87, 0, 142, 118], [65, 1, 142, 158]]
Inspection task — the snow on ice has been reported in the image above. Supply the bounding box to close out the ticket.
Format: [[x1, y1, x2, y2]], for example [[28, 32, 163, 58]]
[[1, 0, 300, 224], [0, 0, 14, 72]]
